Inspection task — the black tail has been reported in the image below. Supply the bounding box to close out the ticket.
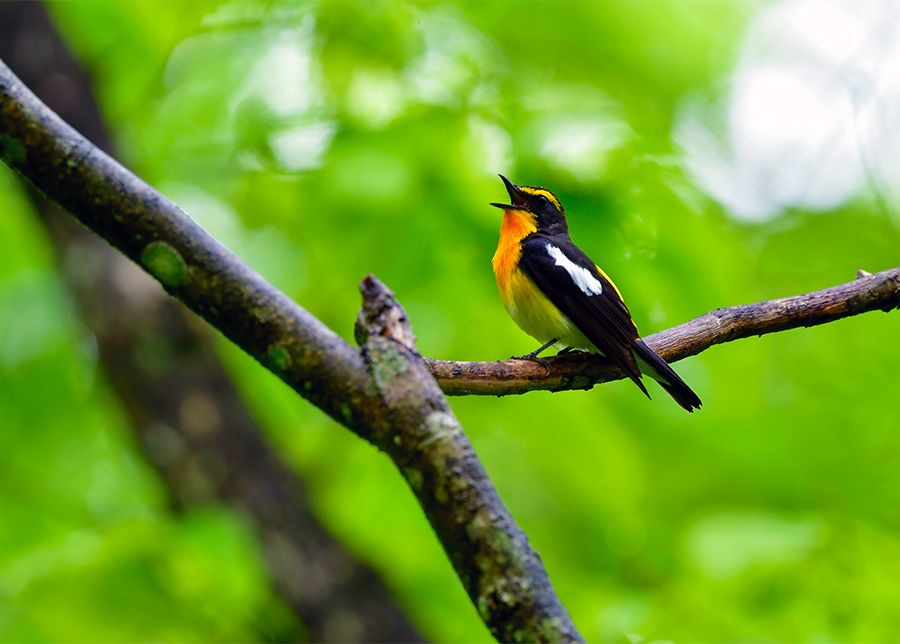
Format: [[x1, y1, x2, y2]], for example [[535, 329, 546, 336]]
[[632, 340, 702, 412]]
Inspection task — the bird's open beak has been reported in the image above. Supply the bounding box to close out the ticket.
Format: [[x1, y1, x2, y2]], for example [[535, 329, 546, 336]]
[[490, 174, 527, 210]]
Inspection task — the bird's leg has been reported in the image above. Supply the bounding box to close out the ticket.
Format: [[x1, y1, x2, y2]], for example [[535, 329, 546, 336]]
[[510, 338, 558, 369]]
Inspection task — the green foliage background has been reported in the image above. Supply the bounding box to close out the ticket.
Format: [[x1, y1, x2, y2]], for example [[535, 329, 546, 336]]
[[1, 1, 898, 641]]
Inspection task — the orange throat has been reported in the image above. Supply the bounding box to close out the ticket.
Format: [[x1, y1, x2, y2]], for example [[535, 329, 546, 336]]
[[492, 209, 537, 285]]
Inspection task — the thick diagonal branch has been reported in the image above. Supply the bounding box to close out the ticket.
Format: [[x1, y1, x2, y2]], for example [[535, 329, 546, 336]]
[[0, 6, 421, 639], [356, 277, 580, 642], [427, 267, 900, 396], [0, 61, 580, 642]]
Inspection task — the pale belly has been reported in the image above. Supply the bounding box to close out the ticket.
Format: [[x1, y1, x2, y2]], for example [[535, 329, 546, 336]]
[[499, 268, 595, 351]]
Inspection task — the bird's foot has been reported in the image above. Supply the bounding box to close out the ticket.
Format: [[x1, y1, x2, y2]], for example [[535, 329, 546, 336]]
[[509, 338, 557, 370], [509, 338, 557, 372], [509, 352, 552, 370]]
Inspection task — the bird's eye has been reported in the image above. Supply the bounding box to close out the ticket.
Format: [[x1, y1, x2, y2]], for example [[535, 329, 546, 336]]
[[537, 195, 550, 207]]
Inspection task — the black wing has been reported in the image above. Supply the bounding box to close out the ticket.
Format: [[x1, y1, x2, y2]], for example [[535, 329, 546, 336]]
[[519, 234, 648, 396]]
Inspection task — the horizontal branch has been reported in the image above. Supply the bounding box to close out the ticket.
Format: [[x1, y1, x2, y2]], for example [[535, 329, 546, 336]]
[[427, 267, 900, 396]]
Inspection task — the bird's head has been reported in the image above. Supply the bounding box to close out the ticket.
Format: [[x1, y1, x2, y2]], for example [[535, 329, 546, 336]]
[[491, 175, 567, 233]]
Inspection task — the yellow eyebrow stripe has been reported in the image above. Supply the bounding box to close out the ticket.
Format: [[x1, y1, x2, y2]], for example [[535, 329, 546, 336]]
[[519, 186, 563, 213]]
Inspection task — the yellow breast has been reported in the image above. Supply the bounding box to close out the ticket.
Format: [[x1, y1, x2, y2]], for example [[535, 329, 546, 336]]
[[492, 211, 590, 348]]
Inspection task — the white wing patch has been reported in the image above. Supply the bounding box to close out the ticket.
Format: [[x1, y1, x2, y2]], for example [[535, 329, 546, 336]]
[[546, 243, 603, 296]]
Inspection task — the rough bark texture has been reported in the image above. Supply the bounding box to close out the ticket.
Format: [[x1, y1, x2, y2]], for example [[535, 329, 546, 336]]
[[0, 59, 581, 642], [427, 267, 900, 395], [0, 58, 378, 437], [0, 4, 421, 641], [356, 277, 581, 643]]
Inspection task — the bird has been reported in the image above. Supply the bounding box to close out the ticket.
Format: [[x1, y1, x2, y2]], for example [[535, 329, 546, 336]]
[[490, 174, 701, 412]]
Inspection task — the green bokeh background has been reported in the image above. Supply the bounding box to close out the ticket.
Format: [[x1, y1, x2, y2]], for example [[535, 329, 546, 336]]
[[1, 1, 898, 641]]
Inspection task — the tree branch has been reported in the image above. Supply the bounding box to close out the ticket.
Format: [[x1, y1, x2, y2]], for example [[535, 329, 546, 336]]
[[0, 7, 421, 638], [356, 277, 580, 642], [427, 268, 900, 396], [0, 60, 580, 642]]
